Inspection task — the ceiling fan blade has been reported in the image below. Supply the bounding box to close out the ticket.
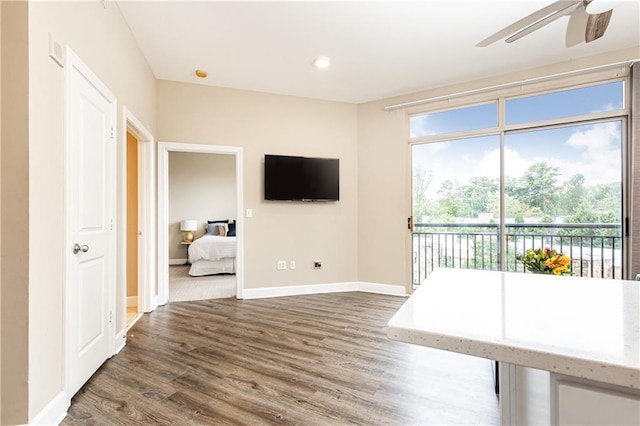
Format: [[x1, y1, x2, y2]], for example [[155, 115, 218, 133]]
[[477, 1, 580, 47], [566, 5, 589, 47], [506, 0, 582, 43], [585, 9, 613, 42]]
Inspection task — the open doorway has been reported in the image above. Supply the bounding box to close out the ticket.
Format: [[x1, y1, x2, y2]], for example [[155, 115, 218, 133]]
[[126, 131, 142, 327], [158, 142, 244, 305], [121, 107, 155, 336], [167, 151, 238, 302]]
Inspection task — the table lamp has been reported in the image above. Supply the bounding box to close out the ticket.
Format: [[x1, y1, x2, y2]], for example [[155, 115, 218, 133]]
[[180, 219, 198, 243]]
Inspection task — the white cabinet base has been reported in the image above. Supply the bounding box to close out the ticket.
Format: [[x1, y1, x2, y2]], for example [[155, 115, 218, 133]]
[[551, 374, 640, 426]]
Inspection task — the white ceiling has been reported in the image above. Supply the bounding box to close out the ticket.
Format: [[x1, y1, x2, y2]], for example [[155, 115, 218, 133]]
[[116, 0, 640, 104]]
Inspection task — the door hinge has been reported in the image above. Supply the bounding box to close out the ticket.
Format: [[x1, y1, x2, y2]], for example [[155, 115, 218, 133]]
[[110, 218, 113, 231], [408, 216, 414, 231], [109, 127, 114, 139], [109, 311, 113, 323]]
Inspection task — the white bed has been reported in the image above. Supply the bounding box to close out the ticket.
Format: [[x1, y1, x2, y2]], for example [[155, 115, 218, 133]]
[[188, 235, 236, 276]]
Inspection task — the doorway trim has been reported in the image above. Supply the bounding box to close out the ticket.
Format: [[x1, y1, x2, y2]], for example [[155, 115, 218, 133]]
[[157, 142, 244, 304], [121, 107, 155, 333]]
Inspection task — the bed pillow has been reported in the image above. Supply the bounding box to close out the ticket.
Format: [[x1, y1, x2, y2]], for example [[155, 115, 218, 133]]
[[227, 222, 236, 237], [206, 220, 229, 236]]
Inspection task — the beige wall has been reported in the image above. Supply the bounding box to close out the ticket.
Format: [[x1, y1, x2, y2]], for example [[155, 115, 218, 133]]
[[1, 2, 29, 423], [357, 47, 640, 292], [157, 81, 359, 288], [357, 103, 410, 288], [26, 0, 156, 421], [168, 152, 237, 259]]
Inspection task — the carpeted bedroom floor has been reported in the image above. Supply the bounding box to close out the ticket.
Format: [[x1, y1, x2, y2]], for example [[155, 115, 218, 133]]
[[168, 264, 236, 302]]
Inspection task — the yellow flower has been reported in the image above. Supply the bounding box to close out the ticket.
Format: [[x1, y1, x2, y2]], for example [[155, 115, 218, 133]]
[[517, 247, 572, 275]]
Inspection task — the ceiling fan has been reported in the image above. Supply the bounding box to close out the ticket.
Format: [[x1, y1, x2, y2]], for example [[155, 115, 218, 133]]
[[477, 0, 621, 48]]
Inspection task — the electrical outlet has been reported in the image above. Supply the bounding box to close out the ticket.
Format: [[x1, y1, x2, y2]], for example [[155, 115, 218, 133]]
[[277, 260, 286, 270], [290, 261, 296, 270], [314, 261, 322, 269]]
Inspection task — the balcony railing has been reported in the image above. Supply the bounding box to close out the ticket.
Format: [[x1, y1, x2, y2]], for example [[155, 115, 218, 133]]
[[412, 223, 622, 286]]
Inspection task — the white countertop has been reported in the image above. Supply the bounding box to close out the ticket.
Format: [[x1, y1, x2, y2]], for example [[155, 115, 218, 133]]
[[387, 268, 640, 389]]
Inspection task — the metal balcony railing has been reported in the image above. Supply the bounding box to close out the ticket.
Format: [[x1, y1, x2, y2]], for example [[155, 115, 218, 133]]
[[412, 223, 622, 286]]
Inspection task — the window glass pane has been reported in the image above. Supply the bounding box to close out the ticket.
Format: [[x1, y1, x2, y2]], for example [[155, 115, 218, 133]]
[[506, 81, 624, 125], [412, 136, 500, 285], [504, 121, 622, 278], [410, 103, 497, 138]]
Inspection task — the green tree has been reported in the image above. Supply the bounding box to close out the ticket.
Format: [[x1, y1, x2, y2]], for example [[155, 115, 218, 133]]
[[459, 176, 498, 218], [510, 162, 560, 215], [496, 194, 541, 223], [587, 183, 621, 222], [412, 167, 432, 221], [436, 180, 464, 219], [558, 174, 586, 216]]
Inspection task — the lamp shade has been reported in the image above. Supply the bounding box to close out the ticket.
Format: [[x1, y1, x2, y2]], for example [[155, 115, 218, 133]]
[[585, 0, 619, 14], [180, 220, 198, 232]]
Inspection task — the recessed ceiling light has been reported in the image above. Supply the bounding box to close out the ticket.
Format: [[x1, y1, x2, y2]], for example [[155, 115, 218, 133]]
[[313, 56, 331, 69], [195, 69, 208, 78]]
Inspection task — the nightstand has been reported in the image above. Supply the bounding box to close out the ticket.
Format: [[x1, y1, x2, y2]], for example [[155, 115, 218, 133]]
[[180, 242, 191, 265]]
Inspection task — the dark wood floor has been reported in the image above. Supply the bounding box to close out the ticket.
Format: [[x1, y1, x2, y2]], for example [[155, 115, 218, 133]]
[[62, 292, 499, 425]]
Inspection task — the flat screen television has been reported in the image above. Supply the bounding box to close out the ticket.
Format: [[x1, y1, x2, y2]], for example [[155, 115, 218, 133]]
[[264, 154, 339, 201]]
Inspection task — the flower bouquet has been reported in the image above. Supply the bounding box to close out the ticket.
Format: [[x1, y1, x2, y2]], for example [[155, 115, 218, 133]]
[[516, 247, 572, 275]]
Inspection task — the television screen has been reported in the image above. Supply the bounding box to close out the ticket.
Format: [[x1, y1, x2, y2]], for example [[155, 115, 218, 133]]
[[264, 154, 339, 201]]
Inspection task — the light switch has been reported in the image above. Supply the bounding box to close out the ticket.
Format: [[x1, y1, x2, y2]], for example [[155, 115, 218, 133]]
[[246, 208, 253, 218]]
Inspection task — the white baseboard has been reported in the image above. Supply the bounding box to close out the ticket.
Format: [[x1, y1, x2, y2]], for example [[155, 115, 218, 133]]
[[127, 296, 137, 307], [242, 281, 407, 299], [358, 282, 408, 296], [169, 258, 186, 265], [126, 312, 144, 332], [115, 328, 127, 354], [30, 391, 67, 425], [150, 294, 159, 310]]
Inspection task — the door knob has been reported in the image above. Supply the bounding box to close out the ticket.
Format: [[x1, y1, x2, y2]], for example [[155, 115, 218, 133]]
[[73, 243, 89, 254]]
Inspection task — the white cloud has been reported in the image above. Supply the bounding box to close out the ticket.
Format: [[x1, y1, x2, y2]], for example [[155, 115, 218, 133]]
[[477, 147, 533, 179], [416, 122, 621, 199], [561, 123, 620, 184]]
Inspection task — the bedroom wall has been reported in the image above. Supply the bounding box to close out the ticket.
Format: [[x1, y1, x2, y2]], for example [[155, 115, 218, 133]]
[[357, 47, 640, 292], [168, 152, 237, 260], [26, 0, 156, 422], [157, 81, 358, 289]]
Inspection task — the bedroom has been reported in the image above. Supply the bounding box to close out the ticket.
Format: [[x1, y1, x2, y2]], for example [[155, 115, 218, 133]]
[[168, 151, 238, 302]]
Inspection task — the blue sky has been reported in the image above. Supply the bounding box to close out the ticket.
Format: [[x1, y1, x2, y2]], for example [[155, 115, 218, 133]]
[[411, 81, 624, 198]]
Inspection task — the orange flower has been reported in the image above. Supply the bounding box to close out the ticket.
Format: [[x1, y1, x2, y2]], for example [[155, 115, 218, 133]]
[[517, 247, 572, 275]]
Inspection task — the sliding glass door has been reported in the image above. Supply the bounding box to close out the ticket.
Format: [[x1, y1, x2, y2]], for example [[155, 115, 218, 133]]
[[504, 122, 623, 278], [410, 80, 626, 286], [412, 136, 500, 285]]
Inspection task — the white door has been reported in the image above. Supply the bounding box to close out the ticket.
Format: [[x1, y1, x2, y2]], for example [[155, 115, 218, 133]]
[[65, 48, 117, 398]]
